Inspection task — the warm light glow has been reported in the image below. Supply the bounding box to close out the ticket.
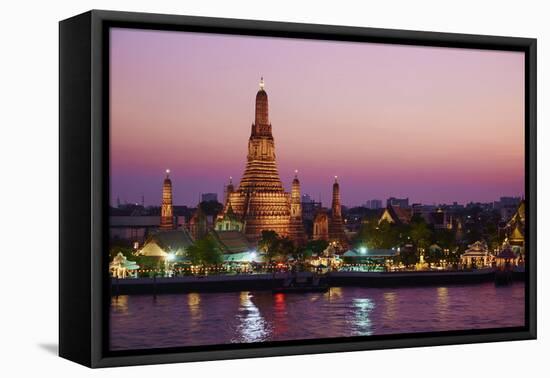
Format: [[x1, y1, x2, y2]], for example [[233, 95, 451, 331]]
[[165, 168, 170, 174], [166, 252, 176, 262], [259, 76, 265, 90]]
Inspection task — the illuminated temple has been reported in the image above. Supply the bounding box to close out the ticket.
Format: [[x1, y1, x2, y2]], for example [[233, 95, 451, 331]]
[[220, 78, 303, 242], [143, 79, 349, 248], [196, 78, 348, 247]]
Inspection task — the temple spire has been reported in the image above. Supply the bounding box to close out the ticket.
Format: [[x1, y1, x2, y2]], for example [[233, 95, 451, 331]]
[[222, 80, 289, 241], [332, 176, 341, 218], [160, 169, 174, 230], [289, 170, 306, 245], [328, 176, 347, 248], [254, 77, 269, 128], [224, 176, 235, 204]]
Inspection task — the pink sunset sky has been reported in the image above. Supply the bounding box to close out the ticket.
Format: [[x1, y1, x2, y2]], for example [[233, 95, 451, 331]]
[[110, 28, 525, 208]]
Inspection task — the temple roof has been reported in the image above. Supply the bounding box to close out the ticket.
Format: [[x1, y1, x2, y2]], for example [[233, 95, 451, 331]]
[[224, 202, 238, 220], [110, 252, 139, 269], [380, 205, 412, 225], [510, 224, 524, 241], [465, 240, 488, 252], [462, 241, 489, 256], [210, 230, 251, 254], [506, 200, 526, 227], [150, 229, 194, 252]]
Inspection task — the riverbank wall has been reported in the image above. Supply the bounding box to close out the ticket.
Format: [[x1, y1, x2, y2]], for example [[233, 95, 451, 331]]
[[111, 269, 525, 295]]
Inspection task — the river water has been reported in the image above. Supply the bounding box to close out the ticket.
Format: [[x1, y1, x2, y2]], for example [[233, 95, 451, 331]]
[[110, 282, 525, 351]]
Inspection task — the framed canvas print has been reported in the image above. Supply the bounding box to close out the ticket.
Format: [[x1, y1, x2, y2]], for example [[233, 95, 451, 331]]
[[59, 10, 536, 368]]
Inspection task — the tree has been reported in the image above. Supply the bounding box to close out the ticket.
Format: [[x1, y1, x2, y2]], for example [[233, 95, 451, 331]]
[[378, 221, 401, 249], [410, 220, 433, 250], [109, 245, 134, 261], [298, 246, 313, 261], [433, 229, 456, 251], [305, 239, 329, 255], [186, 235, 223, 266], [200, 236, 224, 265], [258, 230, 281, 262], [354, 219, 377, 247], [109, 237, 136, 261], [425, 246, 445, 265], [395, 246, 418, 267], [186, 242, 203, 265], [278, 237, 296, 262], [354, 219, 403, 249]]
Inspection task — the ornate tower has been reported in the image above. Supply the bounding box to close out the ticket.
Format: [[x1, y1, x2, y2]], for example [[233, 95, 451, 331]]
[[239, 78, 284, 192], [288, 171, 306, 245], [224, 176, 234, 204], [160, 169, 174, 230], [328, 176, 347, 246], [223, 78, 291, 241]]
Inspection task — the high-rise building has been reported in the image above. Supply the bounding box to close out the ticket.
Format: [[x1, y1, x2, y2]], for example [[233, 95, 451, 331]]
[[495, 196, 521, 208], [159, 169, 174, 230], [201, 193, 218, 203], [386, 197, 410, 208], [364, 199, 382, 209], [302, 193, 314, 203], [300, 193, 321, 222]]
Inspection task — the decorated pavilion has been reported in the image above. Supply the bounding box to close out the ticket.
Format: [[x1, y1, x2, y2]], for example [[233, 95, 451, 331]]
[[460, 241, 493, 268], [109, 252, 139, 278]]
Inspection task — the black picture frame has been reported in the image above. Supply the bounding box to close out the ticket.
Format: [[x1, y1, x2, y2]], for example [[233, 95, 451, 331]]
[[59, 9, 537, 368]]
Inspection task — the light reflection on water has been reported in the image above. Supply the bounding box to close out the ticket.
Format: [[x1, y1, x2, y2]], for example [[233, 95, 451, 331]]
[[110, 282, 525, 351], [111, 295, 128, 314], [352, 298, 375, 336], [233, 292, 270, 343], [383, 292, 397, 321], [437, 287, 449, 319]]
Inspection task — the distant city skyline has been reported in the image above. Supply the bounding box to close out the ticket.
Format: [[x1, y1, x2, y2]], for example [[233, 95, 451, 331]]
[[113, 189, 523, 209], [110, 28, 525, 208]]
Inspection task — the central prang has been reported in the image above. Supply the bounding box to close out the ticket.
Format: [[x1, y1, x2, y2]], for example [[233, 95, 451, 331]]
[[216, 78, 346, 247]]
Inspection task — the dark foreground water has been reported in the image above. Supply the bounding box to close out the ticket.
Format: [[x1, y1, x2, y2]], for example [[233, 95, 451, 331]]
[[110, 282, 525, 351]]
